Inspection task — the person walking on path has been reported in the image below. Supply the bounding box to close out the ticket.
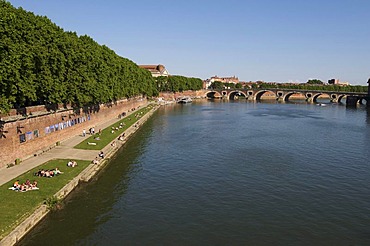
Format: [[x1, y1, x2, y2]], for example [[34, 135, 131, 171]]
[[82, 129, 86, 137]]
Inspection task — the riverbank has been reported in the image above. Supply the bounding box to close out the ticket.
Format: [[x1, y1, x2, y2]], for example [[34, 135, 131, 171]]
[[0, 104, 159, 245]]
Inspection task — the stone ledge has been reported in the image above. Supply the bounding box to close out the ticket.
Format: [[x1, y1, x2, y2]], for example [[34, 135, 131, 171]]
[[0, 205, 49, 246]]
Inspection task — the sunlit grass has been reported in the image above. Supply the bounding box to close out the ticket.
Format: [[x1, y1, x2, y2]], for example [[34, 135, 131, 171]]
[[0, 159, 90, 240], [74, 104, 155, 150]]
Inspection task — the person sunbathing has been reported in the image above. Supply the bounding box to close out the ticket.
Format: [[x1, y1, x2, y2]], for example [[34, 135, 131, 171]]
[[13, 180, 20, 190], [67, 160, 77, 167], [31, 180, 38, 189], [54, 167, 63, 175], [44, 170, 51, 177]]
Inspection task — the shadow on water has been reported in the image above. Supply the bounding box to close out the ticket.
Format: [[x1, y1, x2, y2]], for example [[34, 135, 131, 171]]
[[17, 116, 156, 246]]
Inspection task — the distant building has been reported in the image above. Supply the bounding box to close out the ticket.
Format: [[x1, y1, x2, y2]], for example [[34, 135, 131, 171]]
[[209, 75, 239, 84], [328, 79, 339, 85], [139, 64, 169, 77], [204, 75, 240, 89], [328, 79, 350, 86]]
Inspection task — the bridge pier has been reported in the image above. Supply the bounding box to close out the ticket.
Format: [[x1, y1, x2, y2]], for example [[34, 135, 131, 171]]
[[346, 96, 359, 107], [330, 94, 339, 103], [306, 97, 315, 103]]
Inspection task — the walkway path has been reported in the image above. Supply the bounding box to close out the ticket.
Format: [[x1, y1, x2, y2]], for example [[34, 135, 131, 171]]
[[0, 108, 144, 186]]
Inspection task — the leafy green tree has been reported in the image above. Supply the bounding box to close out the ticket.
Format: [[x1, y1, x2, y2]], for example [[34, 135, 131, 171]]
[[307, 79, 324, 85], [0, 1, 158, 112], [210, 81, 224, 90], [235, 83, 242, 89]]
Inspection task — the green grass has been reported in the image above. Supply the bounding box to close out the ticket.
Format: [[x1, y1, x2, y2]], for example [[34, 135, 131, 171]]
[[74, 104, 155, 150], [0, 159, 91, 240]]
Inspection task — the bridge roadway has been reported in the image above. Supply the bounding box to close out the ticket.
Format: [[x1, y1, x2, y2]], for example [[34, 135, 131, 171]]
[[204, 88, 369, 105]]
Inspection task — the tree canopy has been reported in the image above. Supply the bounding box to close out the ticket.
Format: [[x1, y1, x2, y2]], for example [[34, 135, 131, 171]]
[[307, 79, 324, 85], [0, 1, 158, 113], [155, 75, 203, 92]]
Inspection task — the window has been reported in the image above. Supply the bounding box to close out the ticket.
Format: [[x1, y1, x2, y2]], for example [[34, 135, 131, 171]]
[[19, 134, 26, 143]]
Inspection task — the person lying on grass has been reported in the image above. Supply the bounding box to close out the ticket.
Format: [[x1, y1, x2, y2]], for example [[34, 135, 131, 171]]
[[10, 179, 38, 192], [67, 160, 78, 167], [34, 168, 63, 177]]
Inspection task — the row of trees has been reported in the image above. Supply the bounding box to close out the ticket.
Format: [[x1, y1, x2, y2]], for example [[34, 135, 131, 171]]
[[0, 1, 159, 113], [0, 2, 158, 113], [156, 75, 203, 92], [0, 1, 204, 114], [209, 81, 242, 90]]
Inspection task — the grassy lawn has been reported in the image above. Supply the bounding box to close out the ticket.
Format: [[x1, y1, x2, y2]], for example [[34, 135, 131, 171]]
[[0, 159, 90, 240], [74, 104, 155, 150]]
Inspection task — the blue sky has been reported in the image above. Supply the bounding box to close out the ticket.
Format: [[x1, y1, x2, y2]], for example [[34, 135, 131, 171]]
[[8, 0, 370, 85]]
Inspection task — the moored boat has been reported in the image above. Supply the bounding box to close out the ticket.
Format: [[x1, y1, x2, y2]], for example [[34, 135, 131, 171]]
[[177, 97, 192, 104]]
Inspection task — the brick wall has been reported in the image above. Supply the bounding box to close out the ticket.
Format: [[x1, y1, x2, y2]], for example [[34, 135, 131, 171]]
[[0, 98, 147, 168], [159, 90, 206, 101]]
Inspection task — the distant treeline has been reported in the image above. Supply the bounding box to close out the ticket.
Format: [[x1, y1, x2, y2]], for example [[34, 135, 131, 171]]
[[0, 1, 202, 114], [156, 76, 203, 92]]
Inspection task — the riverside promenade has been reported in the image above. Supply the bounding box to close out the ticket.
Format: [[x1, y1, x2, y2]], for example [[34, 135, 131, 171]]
[[0, 104, 159, 246], [0, 104, 155, 186]]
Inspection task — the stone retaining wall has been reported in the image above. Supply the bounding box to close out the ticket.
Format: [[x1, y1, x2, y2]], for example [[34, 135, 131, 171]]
[[0, 205, 49, 246], [0, 98, 147, 168]]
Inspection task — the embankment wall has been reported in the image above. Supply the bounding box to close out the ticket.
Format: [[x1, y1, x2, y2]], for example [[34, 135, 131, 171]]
[[0, 98, 147, 168]]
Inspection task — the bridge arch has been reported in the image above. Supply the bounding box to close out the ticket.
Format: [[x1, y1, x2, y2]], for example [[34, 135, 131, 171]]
[[282, 91, 306, 102], [228, 90, 247, 100], [358, 97, 369, 105], [255, 90, 277, 101], [337, 94, 347, 104], [205, 91, 222, 99], [312, 92, 330, 103]]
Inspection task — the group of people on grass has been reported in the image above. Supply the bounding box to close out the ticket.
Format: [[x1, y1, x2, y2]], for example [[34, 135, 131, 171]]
[[10, 167, 64, 192], [111, 122, 125, 134], [34, 167, 63, 177], [10, 179, 38, 192]]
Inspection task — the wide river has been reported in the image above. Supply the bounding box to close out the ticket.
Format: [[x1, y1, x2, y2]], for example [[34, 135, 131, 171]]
[[20, 100, 370, 245]]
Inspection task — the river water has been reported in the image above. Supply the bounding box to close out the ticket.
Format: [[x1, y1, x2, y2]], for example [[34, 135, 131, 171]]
[[19, 100, 370, 246]]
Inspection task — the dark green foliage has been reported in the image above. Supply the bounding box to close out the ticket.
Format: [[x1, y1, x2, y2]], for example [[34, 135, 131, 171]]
[[155, 75, 203, 92], [307, 79, 324, 85], [210, 81, 224, 90], [0, 1, 158, 113]]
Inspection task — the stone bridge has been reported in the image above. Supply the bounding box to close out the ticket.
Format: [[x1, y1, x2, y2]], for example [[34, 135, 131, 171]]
[[203, 88, 369, 106]]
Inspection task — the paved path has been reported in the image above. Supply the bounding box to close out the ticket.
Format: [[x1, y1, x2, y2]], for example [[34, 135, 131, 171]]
[[0, 109, 143, 186]]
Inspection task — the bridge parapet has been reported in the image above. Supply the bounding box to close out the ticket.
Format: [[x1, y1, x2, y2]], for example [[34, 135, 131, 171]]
[[203, 88, 368, 105]]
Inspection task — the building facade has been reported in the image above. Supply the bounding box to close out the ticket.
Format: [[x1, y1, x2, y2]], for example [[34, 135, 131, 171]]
[[139, 64, 169, 77], [204, 75, 240, 89]]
